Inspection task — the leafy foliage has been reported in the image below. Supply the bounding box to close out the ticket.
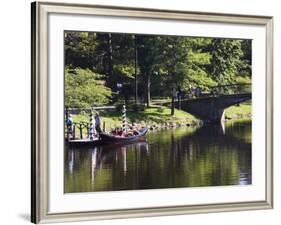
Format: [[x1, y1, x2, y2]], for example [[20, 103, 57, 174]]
[[208, 39, 245, 84], [64, 32, 252, 107], [65, 67, 112, 108]]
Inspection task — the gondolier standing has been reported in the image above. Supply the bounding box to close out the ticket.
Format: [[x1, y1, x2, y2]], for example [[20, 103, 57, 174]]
[[95, 112, 102, 135]]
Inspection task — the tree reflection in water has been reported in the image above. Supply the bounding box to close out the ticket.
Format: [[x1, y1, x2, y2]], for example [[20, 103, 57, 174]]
[[64, 119, 251, 193]]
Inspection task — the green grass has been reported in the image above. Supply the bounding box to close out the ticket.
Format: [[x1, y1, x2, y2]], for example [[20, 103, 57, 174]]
[[225, 102, 251, 119], [72, 102, 251, 131], [72, 106, 197, 130]]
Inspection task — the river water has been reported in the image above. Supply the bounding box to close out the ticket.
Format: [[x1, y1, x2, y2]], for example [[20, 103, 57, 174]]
[[64, 119, 251, 193]]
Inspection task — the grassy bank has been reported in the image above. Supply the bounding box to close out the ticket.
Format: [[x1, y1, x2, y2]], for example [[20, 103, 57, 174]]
[[72, 102, 251, 131], [224, 102, 251, 120], [73, 106, 198, 130]]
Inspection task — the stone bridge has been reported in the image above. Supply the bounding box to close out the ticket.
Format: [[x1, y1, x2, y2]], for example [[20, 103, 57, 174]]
[[163, 84, 252, 123]]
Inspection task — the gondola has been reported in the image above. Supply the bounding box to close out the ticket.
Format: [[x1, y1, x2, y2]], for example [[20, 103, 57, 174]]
[[99, 127, 148, 144]]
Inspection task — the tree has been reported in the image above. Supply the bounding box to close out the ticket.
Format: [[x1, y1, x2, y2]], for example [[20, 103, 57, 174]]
[[65, 32, 100, 69], [208, 39, 244, 84], [239, 39, 252, 78], [147, 36, 216, 96], [137, 35, 159, 107], [64, 31, 252, 107], [65, 67, 112, 108]]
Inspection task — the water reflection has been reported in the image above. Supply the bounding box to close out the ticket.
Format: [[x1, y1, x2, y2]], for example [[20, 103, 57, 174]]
[[67, 149, 74, 175], [64, 119, 251, 193], [90, 148, 97, 184]]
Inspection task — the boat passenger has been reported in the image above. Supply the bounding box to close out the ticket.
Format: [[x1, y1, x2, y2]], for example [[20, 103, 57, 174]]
[[111, 128, 117, 135], [133, 129, 140, 135], [117, 128, 123, 136], [126, 131, 134, 136]]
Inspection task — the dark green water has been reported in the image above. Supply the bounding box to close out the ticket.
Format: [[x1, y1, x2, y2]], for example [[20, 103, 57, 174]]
[[64, 119, 251, 193]]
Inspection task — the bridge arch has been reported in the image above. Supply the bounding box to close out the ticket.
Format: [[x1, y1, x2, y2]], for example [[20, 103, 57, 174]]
[[164, 84, 252, 123], [177, 93, 251, 123]]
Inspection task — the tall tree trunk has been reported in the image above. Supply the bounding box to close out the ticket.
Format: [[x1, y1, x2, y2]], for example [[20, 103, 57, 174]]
[[171, 88, 175, 115], [178, 95, 181, 110], [106, 33, 113, 87], [146, 72, 151, 107], [134, 35, 138, 104], [171, 96, 175, 116]]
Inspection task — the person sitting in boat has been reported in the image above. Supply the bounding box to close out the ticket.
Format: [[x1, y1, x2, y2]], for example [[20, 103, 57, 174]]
[[111, 128, 117, 135], [123, 127, 140, 137], [111, 127, 122, 136], [113, 127, 123, 136], [133, 129, 140, 135], [95, 112, 102, 134], [125, 131, 134, 137], [127, 123, 139, 135]]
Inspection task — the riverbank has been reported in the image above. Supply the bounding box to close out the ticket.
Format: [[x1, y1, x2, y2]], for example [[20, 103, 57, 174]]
[[224, 102, 251, 120], [73, 105, 199, 131], [72, 102, 251, 132]]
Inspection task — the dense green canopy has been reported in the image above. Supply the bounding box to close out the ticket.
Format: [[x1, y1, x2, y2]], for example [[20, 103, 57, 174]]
[[64, 31, 251, 108], [65, 67, 111, 108]]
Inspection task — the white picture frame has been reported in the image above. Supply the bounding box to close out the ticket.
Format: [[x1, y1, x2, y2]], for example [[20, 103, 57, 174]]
[[31, 1, 273, 223]]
